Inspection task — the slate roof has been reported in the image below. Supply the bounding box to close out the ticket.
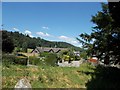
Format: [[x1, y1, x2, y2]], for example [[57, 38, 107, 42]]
[[32, 47, 67, 53]]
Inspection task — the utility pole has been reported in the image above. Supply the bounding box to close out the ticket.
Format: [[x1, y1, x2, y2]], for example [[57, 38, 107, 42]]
[[27, 49, 30, 66]]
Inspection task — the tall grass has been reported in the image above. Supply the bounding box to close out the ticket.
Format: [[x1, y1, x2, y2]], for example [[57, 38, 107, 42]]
[[2, 63, 94, 88], [3, 62, 120, 89]]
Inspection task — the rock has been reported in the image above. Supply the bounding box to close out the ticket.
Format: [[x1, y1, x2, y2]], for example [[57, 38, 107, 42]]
[[14, 78, 32, 90]]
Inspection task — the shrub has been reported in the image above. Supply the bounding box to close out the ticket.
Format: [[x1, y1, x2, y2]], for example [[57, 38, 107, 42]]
[[75, 56, 80, 61], [2, 54, 16, 67], [14, 56, 28, 65], [44, 53, 58, 66], [29, 53, 58, 66], [63, 55, 70, 61], [2, 54, 28, 66], [29, 56, 41, 65], [39, 52, 58, 66], [39, 52, 49, 57]]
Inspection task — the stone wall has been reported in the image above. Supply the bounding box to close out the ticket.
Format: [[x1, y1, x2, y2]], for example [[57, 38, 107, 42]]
[[58, 60, 81, 67]]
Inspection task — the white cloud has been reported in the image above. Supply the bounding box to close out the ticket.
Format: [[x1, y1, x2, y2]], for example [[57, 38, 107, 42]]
[[24, 30, 33, 37], [58, 35, 80, 47], [13, 27, 19, 31], [71, 40, 78, 44], [58, 36, 69, 40], [42, 26, 49, 30], [36, 32, 51, 37], [25, 30, 31, 35]]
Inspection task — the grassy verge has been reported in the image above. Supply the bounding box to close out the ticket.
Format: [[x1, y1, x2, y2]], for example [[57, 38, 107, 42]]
[[3, 63, 120, 89], [2, 63, 94, 88]]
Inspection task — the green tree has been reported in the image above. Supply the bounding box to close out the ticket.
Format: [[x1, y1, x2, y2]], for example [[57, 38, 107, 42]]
[[2, 30, 81, 53], [108, 2, 120, 27], [2, 30, 15, 53], [80, 51, 87, 59], [77, 3, 120, 65], [22, 42, 28, 52]]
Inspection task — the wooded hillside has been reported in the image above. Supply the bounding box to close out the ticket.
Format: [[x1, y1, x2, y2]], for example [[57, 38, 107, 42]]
[[2, 30, 81, 52]]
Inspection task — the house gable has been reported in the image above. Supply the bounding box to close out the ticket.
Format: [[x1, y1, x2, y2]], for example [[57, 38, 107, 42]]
[[31, 47, 68, 54]]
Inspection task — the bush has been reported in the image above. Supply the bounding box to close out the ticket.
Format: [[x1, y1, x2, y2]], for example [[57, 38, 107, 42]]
[[58, 50, 79, 62], [44, 53, 58, 66], [29, 53, 58, 66], [2, 54, 16, 67], [39, 52, 49, 57], [14, 56, 27, 65], [75, 56, 80, 61], [40, 52, 58, 66], [29, 56, 42, 65], [63, 55, 70, 61], [2, 54, 28, 66]]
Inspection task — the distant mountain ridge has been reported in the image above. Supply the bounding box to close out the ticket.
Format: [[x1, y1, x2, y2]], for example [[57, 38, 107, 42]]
[[3, 30, 81, 51]]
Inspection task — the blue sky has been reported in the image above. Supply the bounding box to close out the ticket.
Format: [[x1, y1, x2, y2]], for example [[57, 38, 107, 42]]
[[2, 2, 106, 47]]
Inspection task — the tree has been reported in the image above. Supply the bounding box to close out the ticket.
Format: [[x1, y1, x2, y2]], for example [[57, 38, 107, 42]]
[[108, 1, 120, 27], [22, 42, 28, 52], [80, 51, 87, 59], [77, 3, 120, 65], [108, 2, 120, 64], [27, 40, 37, 49], [2, 30, 81, 52], [2, 30, 15, 53]]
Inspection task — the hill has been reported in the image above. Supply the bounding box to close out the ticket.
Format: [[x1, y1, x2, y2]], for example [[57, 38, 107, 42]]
[[2, 30, 81, 51]]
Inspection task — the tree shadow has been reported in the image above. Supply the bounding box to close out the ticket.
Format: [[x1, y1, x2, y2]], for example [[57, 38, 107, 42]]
[[85, 65, 120, 90]]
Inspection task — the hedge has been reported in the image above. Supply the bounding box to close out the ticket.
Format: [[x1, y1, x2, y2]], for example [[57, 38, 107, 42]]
[[2, 54, 28, 66]]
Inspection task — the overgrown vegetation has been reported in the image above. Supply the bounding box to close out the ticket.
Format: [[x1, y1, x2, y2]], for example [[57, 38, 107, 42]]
[[2, 54, 28, 67], [29, 52, 58, 66], [58, 50, 80, 63], [2, 63, 95, 88], [3, 63, 120, 89]]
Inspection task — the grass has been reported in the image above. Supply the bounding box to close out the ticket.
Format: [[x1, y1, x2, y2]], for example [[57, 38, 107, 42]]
[[2, 63, 94, 88], [2, 63, 120, 89]]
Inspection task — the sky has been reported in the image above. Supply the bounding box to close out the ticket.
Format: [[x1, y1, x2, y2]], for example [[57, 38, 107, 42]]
[[2, 2, 107, 47]]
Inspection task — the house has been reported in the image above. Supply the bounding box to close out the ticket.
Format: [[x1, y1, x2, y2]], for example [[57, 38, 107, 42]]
[[73, 51, 80, 56], [31, 47, 67, 55]]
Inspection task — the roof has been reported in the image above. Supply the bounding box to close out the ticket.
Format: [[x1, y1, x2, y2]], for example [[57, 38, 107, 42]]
[[35, 47, 67, 53]]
